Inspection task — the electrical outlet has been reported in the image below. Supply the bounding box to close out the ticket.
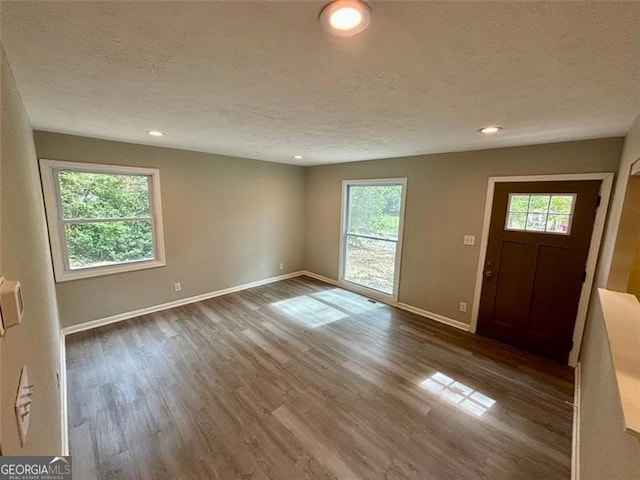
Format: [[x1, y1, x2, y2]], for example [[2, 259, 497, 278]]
[[463, 235, 476, 246], [459, 302, 467, 313], [174, 282, 182, 292], [279, 263, 284, 271]]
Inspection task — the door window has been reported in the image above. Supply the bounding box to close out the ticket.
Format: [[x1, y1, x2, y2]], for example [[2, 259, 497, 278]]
[[505, 193, 576, 235]]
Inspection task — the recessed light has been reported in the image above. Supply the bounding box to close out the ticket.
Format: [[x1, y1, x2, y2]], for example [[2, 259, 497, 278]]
[[319, 0, 372, 37], [293, 154, 303, 160], [146, 130, 164, 137], [478, 126, 503, 135]]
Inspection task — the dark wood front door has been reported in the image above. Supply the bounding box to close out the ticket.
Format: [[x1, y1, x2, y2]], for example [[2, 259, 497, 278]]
[[477, 180, 601, 362]]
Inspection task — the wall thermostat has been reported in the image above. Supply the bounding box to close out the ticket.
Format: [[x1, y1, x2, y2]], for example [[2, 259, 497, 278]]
[[0, 276, 24, 335]]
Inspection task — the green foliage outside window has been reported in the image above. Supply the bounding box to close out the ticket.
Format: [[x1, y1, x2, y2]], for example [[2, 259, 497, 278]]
[[347, 185, 402, 240], [58, 171, 154, 268]]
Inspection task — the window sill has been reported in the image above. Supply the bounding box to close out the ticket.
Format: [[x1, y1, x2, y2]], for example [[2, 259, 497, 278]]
[[598, 288, 640, 439], [54, 259, 166, 282]]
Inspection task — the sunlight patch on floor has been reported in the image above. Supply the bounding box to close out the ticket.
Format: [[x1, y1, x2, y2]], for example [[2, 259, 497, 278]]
[[419, 372, 496, 417], [311, 288, 384, 315], [272, 295, 348, 328]]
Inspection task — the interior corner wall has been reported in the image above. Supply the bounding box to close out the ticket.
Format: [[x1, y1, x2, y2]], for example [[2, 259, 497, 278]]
[[1, 47, 62, 454], [578, 112, 640, 480], [304, 138, 622, 325], [33, 132, 306, 329]]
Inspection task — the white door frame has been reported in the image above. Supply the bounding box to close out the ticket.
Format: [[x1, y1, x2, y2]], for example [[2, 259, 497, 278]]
[[338, 178, 408, 303], [469, 173, 614, 366]]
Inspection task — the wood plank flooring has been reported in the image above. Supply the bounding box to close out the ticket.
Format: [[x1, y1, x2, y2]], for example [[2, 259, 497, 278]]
[[66, 276, 575, 480]]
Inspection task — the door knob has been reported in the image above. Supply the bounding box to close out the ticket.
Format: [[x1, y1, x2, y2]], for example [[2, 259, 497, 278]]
[[484, 269, 494, 280]]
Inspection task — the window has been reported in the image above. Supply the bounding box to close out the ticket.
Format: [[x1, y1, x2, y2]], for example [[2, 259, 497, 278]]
[[40, 159, 165, 282], [505, 193, 576, 235], [340, 179, 407, 300]]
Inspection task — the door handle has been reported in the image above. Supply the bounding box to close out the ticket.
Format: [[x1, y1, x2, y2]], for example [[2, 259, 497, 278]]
[[484, 269, 494, 280]]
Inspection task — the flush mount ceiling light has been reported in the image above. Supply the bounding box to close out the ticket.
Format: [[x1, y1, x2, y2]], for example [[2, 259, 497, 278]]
[[146, 130, 164, 137], [292, 154, 304, 160], [319, 0, 372, 37], [478, 126, 503, 135]]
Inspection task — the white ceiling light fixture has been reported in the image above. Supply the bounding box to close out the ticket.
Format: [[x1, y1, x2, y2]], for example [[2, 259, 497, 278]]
[[146, 130, 164, 137], [292, 154, 303, 160], [478, 126, 503, 135], [319, 0, 372, 37]]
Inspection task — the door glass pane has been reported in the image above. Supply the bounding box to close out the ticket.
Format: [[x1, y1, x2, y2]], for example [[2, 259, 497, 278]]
[[506, 212, 526, 230], [549, 195, 573, 214], [347, 185, 402, 240], [528, 195, 550, 213], [526, 213, 548, 231], [344, 235, 397, 294], [506, 193, 576, 235], [546, 214, 571, 234], [508, 195, 530, 212]]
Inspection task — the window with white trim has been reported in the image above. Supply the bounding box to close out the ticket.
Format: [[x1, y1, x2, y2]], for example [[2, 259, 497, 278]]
[[340, 179, 407, 300], [40, 159, 166, 282]]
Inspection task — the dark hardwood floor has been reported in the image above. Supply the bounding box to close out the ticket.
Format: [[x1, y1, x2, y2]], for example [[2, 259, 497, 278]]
[[66, 276, 574, 480]]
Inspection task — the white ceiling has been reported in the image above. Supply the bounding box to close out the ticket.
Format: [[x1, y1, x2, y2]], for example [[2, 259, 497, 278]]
[[1, 1, 639, 166]]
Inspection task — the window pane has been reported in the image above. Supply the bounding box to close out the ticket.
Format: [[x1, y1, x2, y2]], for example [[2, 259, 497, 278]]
[[344, 236, 396, 294], [64, 220, 154, 269], [528, 195, 550, 213], [506, 212, 526, 230], [549, 195, 574, 214], [526, 213, 547, 231], [546, 214, 571, 234], [508, 195, 530, 212], [58, 170, 151, 220], [506, 192, 574, 235], [347, 185, 402, 240]]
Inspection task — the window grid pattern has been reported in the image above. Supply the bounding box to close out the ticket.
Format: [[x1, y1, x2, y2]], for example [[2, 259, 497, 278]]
[[505, 193, 576, 235], [40, 159, 165, 282]]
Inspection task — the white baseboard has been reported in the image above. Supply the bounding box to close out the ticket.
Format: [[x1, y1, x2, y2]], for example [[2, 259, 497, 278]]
[[300, 270, 340, 286], [301, 270, 470, 332], [572, 362, 581, 480], [60, 271, 306, 336], [395, 302, 470, 331]]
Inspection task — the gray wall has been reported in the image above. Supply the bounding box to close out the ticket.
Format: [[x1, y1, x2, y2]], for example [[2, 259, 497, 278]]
[[34, 132, 306, 328], [0, 48, 62, 454], [579, 113, 640, 479], [305, 138, 622, 324]]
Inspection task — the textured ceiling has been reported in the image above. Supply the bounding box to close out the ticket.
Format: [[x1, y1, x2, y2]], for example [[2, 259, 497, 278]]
[[1, 1, 639, 165]]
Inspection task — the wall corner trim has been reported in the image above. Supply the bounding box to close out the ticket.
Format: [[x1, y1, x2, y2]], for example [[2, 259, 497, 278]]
[[572, 362, 582, 480]]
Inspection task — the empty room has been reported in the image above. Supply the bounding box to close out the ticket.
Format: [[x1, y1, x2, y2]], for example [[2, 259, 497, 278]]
[[0, 1, 639, 479]]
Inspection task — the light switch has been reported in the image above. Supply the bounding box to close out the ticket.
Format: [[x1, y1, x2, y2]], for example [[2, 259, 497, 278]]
[[463, 235, 476, 246], [15, 366, 32, 447]]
